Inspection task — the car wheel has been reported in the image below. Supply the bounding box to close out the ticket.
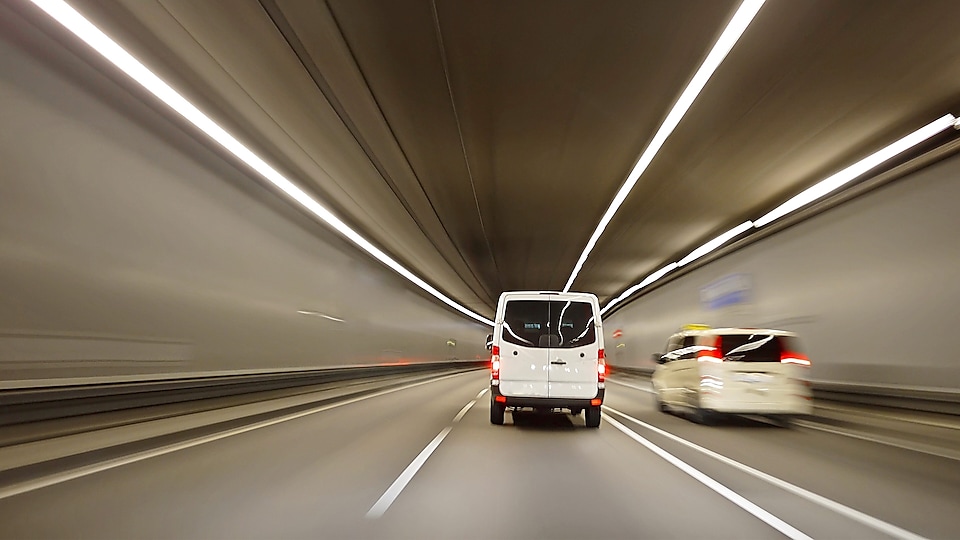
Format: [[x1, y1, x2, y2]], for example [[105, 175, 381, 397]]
[[693, 407, 714, 426], [768, 415, 793, 428], [655, 394, 668, 413], [490, 396, 505, 425], [585, 405, 601, 428]]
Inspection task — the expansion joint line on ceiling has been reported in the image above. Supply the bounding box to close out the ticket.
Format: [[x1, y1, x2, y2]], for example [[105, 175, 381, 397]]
[[259, 0, 494, 308], [430, 0, 503, 293]]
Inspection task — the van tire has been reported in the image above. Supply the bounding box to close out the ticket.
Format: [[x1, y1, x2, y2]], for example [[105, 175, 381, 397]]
[[490, 396, 505, 425], [585, 405, 601, 428]]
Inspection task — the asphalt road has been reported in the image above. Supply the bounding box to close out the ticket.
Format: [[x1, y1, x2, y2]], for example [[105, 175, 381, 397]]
[[0, 370, 957, 539]]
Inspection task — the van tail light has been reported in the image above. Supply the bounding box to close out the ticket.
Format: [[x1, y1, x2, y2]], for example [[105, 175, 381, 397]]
[[781, 351, 811, 366], [597, 350, 606, 383], [491, 345, 500, 381], [697, 336, 724, 363]]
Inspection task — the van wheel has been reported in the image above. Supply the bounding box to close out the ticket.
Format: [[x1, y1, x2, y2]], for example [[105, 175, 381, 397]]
[[585, 405, 601, 428], [490, 396, 505, 425]]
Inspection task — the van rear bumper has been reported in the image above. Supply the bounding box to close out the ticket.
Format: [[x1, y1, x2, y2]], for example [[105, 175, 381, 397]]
[[491, 385, 603, 408]]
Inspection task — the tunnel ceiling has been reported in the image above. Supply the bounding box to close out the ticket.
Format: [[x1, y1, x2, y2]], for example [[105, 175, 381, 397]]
[[49, 0, 960, 319]]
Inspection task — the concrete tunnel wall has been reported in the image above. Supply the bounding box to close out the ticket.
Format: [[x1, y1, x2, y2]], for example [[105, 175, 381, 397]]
[[0, 14, 489, 381], [603, 151, 960, 389]]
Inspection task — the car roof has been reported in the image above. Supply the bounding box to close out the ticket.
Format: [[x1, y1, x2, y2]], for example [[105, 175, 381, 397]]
[[672, 327, 798, 338]]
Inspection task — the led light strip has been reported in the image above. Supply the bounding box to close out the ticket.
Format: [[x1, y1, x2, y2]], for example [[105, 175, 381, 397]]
[[601, 113, 958, 314], [563, 0, 767, 293], [28, 0, 494, 327]]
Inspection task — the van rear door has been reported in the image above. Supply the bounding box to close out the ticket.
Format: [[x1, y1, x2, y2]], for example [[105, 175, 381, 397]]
[[547, 296, 600, 400], [498, 296, 551, 398]]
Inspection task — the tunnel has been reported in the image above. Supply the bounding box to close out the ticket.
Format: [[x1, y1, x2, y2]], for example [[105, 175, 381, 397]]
[[1, 0, 959, 538]]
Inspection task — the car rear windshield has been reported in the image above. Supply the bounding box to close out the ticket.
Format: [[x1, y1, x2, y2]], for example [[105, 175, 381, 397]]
[[719, 334, 801, 362], [501, 300, 596, 349]]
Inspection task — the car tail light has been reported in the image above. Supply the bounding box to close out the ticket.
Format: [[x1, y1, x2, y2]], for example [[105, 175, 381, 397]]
[[697, 336, 724, 363], [597, 349, 606, 383], [781, 351, 811, 366], [491, 345, 500, 381]]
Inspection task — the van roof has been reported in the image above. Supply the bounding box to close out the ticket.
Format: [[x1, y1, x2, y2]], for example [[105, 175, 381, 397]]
[[498, 290, 598, 298]]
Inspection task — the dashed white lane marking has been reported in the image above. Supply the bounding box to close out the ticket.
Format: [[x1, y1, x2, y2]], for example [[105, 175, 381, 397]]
[[0, 371, 473, 501], [367, 391, 483, 519], [604, 415, 812, 540], [608, 377, 655, 394], [605, 406, 928, 540]]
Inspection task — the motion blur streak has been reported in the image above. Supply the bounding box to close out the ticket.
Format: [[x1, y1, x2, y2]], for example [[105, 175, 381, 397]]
[[0, 371, 466, 501], [25, 0, 493, 327]]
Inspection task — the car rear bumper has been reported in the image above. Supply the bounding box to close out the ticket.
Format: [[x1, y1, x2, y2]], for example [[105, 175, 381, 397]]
[[491, 385, 604, 408]]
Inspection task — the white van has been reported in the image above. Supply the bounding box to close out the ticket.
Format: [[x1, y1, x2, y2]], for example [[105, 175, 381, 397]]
[[652, 325, 813, 425], [489, 291, 605, 427]]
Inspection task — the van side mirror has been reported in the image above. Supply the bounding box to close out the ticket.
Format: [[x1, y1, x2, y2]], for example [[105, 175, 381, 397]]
[[485, 334, 493, 351], [652, 353, 665, 364]]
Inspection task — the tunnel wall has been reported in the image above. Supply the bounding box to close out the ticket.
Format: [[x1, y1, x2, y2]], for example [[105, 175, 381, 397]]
[[604, 152, 960, 389], [0, 11, 489, 381]]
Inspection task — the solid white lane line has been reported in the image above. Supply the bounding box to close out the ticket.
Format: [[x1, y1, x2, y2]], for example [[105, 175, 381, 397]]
[[608, 377, 655, 394], [476, 388, 489, 398], [604, 415, 812, 540], [605, 406, 928, 540], [0, 371, 473, 501], [367, 395, 481, 518], [794, 420, 960, 462]]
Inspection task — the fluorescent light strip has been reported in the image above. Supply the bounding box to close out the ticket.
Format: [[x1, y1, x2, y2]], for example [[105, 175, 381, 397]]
[[677, 221, 753, 267], [754, 114, 957, 228], [30, 0, 494, 328], [563, 0, 766, 293], [600, 262, 677, 315], [601, 113, 957, 313]]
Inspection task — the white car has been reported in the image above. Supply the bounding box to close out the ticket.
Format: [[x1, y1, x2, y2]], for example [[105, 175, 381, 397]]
[[651, 325, 812, 425], [489, 291, 605, 427]]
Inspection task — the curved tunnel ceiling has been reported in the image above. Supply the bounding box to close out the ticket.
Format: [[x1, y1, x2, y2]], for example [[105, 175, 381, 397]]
[[30, 0, 960, 321]]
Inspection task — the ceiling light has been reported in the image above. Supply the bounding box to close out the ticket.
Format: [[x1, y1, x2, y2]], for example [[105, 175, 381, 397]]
[[563, 0, 766, 293], [29, 0, 494, 327], [297, 310, 345, 322], [754, 114, 957, 228], [677, 221, 753, 267], [600, 262, 678, 315]]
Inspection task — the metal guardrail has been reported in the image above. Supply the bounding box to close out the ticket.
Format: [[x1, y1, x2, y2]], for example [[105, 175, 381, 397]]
[[0, 360, 487, 426], [609, 365, 960, 416]]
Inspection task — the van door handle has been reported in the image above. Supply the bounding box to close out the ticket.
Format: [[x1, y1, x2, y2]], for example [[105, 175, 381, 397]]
[[550, 360, 566, 365]]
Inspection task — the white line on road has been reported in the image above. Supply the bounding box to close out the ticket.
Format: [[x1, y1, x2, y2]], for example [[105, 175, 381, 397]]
[[604, 415, 812, 540], [604, 406, 928, 540], [794, 420, 960, 462], [0, 371, 472, 501], [367, 393, 482, 518]]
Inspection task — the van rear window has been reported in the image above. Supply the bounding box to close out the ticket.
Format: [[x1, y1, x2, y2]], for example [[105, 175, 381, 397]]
[[502, 300, 596, 349], [720, 334, 800, 362]]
